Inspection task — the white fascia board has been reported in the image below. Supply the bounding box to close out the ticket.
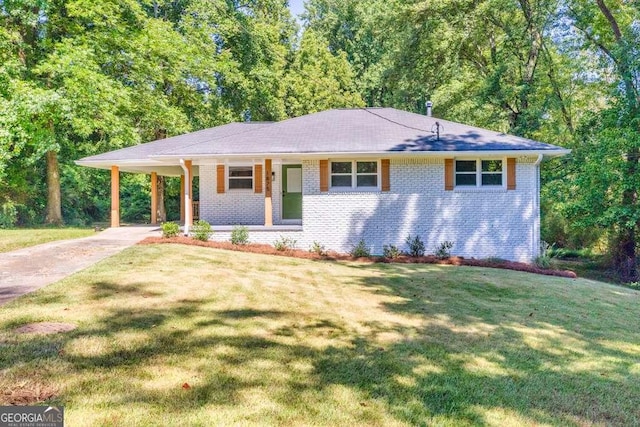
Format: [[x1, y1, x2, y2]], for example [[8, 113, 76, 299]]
[[74, 159, 176, 168]]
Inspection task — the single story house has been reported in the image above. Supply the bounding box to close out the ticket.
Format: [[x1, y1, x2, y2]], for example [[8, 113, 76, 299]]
[[76, 107, 569, 262]]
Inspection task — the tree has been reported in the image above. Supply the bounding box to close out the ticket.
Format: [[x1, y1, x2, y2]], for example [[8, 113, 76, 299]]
[[284, 29, 363, 116], [559, 0, 640, 280]]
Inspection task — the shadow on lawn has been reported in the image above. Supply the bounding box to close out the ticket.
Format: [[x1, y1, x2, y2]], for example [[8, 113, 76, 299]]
[[2, 268, 639, 425]]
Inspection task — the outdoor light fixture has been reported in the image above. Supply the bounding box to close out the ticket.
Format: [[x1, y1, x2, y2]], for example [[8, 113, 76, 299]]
[[272, 171, 276, 181]]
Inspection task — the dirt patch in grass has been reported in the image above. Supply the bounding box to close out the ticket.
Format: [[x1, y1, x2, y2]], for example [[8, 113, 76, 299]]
[[14, 322, 77, 335], [139, 236, 577, 279], [1, 381, 58, 405]]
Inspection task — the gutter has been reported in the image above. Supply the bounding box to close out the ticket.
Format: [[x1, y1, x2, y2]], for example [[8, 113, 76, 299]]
[[179, 159, 191, 236], [533, 154, 543, 259]]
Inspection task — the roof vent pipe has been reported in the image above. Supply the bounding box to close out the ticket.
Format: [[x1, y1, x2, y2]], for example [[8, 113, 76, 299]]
[[426, 101, 433, 117]]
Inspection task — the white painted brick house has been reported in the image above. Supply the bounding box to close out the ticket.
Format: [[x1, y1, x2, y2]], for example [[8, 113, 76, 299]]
[[77, 108, 569, 262]]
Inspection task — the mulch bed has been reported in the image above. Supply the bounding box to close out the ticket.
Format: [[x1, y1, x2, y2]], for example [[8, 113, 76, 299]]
[[139, 236, 577, 279]]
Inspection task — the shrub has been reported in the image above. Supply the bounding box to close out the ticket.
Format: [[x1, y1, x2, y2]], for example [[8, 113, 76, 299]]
[[405, 234, 425, 257], [350, 239, 371, 258], [534, 255, 552, 269], [534, 241, 554, 269], [435, 241, 454, 259], [309, 241, 327, 256], [230, 225, 249, 245], [191, 220, 213, 241], [0, 201, 18, 229], [274, 235, 297, 251], [383, 244, 402, 259], [161, 222, 180, 238]]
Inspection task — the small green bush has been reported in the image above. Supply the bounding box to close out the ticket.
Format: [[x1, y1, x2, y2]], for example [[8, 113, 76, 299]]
[[0, 201, 18, 229], [231, 225, 249, 245], [274, 235, 297, 251], [161, 222, 180, 238], [309, 241, 327, 256], [435, 241, 454, 259], [191, 220, 213, 241], [383, 244, 401, 259], [534, 255, 552, 269], [534, 241, 554, 269], [350, 239, 371, 258], [405, 234, 425, 257]]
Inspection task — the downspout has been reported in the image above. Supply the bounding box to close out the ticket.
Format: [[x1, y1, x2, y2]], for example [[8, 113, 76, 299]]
[[533, 154, 543, 259], [179, 159, 191, 236]]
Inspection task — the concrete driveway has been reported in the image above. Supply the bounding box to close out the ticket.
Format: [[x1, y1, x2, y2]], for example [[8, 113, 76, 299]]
[[0, 226, 160, 306]]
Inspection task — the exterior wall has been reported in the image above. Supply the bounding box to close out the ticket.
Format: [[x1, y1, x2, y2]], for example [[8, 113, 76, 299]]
[[200, 157, 541, 262], [199, 163, 265, 225], [199, 162, 285, 226], [301, 158, 539, 262]]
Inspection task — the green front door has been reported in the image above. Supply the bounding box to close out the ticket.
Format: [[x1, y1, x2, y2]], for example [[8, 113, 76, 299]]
[[282, 165, 302, 220]]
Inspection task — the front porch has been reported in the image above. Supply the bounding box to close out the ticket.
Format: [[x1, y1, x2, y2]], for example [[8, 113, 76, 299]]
[[108, 159, 302, 232]]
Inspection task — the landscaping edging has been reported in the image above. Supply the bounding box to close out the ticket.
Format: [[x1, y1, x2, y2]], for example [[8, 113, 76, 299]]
[[139, 237, 578, 279]]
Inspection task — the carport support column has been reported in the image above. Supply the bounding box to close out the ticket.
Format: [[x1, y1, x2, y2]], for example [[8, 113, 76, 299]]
[[264, 159, 273, 227], [110, 166, 120, 228], [179, 159, 193, 235], [151, 172, 158, 225]]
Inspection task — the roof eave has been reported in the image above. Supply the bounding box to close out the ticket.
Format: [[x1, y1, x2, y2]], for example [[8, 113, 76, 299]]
[[148, 148, 571, 160]]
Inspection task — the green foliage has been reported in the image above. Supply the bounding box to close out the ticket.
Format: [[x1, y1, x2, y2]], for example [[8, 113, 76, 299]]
[[541, 206, 604, 250], [434, 241, 454, 260], [547, 247, 593, 260], [405, 235, 425, 257], [350, 239, 371, 257], [0, 201, 18, 229], [161, 222, 180, 238], [382, 244, 401, 259], [273, 235, 297, 251], [284, 29, 363, 116], [534, 241, 555, 269], [191, 220, 213, 242], [309, 241, 327, 256], [231, 226, 249, 245]]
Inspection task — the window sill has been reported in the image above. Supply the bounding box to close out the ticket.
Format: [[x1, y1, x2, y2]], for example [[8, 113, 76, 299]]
[[328, 187, 381, 193], [453, 186, 507, 193]]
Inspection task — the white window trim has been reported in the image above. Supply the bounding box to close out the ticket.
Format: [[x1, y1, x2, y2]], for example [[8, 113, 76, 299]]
[[454, 158, 506, 190], [329, 160, 381, 191], [226, 164, 255, 192]]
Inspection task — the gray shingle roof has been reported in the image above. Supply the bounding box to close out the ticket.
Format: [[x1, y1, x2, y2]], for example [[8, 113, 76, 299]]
[[78, 108, 568, 165], [78, 122, 270, 162]]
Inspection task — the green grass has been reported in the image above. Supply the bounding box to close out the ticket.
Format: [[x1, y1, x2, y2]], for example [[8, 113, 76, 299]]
[[0, 228, 94, 253], [1, 244, 639, 426]]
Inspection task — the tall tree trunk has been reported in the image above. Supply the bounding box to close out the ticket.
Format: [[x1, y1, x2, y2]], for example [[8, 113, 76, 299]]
[[613, 226, 638, 282], [45, 150, 63, 225], [157, 176, 166, 223]]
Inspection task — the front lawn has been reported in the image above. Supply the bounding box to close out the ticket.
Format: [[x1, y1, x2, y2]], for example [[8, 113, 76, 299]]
[[0, 228, 94, 253], [0, 244, 638, 426]]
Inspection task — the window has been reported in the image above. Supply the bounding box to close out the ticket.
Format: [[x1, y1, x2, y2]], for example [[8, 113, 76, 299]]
[[228, 166, 253, 190], [455, 159, 503, 187], [330, 161, 378, 189]]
